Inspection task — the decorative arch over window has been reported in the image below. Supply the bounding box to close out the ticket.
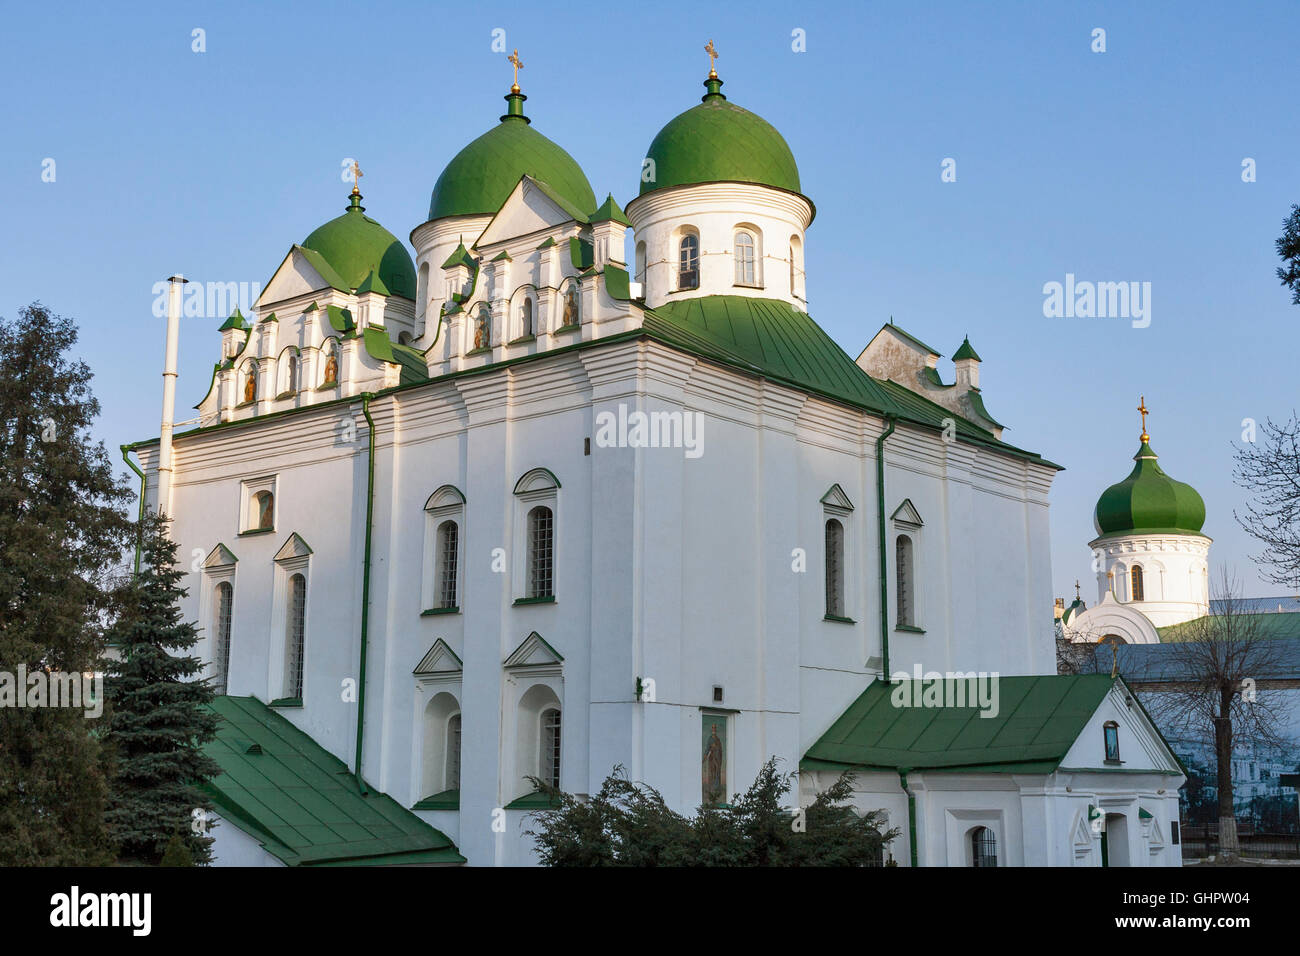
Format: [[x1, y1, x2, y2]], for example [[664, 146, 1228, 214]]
[[892, 499, 923, 631], [1104, 721, 1121, 763], [272, 532, 312, 704], [1130, 564, 1145, 602], [504, 633, 563, 802], [677, 230, 700, 291], [423, 485, 465, 615], [277, 347, 300, 397], [789, 234, 804, 298], [733, 226, 761, 287], [514, 469, 560, 603]]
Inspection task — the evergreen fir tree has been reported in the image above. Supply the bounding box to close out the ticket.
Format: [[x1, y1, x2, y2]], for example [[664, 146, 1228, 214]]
[[0, 303, 133, 865], [105, 514, 222, 865]]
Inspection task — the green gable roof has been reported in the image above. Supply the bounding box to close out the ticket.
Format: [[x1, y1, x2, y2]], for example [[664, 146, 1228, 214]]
[[218, 308, 248, 332], [802, 674, 1119, 774], [427, 92, 596, 221], [302, 193, 416, 299], [202, 696, 463, 866], [440, 241, 476, 271], [639, 77, 804, 202]]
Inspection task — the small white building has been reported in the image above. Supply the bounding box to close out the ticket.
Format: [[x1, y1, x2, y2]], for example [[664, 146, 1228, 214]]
[[129, 59, 1184, 866]]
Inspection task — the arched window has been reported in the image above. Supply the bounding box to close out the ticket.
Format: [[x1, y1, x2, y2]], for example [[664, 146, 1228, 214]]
[[734, 231, 756, 285], [540, 707, 562, 788], [253, 491, 274, 530], [527, 506, 554, 599], [436, 519, 459, 610], [1130, 564, 1144, 602], [521, 296, 534, 337], [896, 534, 915, 627], [678, 233, 700, 290], [635, 241, 647, 283], [242, 362, 258, 403], [397, 331, 411, 346], [789, 234, 803, 297], [970, 827, 997, 867], [286, 353, 297, 393], [284, 572, 306, 699], [825, 519, 845, 617], [213, 581, 233, 695], [446, 713, 463, 790], [560, 282, 580, 328], [1104, 721, 1121, 762]]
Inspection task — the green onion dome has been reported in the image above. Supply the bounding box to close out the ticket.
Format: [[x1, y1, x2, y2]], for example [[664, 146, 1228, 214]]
[[638, 73, 803, 199], [302, 191, 416, 299], [427, 91, 596, 222], [1093, 439, 1206, 537]]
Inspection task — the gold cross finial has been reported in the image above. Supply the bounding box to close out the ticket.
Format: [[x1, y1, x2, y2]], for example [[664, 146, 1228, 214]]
[[351, 160, 363, 196], [705, 39, 719, 78], [1074, 579, 1081, 600], [1138, 395, 1150, 442], [509, 49, 523, 93]]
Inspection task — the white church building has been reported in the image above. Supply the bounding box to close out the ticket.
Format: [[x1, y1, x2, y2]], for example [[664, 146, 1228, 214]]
[[1060, 402, 1212, 646], [127, 53, 1185, 867]]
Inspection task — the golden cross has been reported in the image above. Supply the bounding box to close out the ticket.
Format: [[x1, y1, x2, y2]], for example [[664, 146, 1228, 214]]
[[705, 39, 719, 78], [1074, 579, 1081, 600], [351, 160, 363, 196], [1137, 395, 1150, 441], [509, 49, 523, 93]]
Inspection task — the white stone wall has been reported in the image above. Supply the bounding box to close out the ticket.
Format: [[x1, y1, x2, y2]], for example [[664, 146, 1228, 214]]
[[1089, 532, 1211, 628]]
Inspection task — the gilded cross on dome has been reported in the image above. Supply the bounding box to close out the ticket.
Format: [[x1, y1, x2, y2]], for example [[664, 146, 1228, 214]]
[[351, 160, 363, 196], [509, 49, 524, 93], [1138, 395, 1150, 442], [705, 39, 719, 78]]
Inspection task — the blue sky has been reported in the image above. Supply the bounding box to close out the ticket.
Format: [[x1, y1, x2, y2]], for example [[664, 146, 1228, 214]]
[[3, 0, 1297, 600]]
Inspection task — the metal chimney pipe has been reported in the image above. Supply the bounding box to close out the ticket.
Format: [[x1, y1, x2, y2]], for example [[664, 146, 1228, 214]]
[[157, 275, 187, 519]]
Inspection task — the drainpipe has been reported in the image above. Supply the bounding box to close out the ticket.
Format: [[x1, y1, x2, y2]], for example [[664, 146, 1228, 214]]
[[353, 393, 378, 795], [120, 445, 147, 578], [875, 416, 897, 680], [899, 768, 919, 868]]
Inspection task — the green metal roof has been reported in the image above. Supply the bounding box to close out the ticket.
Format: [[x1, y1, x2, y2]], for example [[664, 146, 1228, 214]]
[[202, 696, 464, 866], [639, 76, 803, 201], [440, 241, 477, 271], [590, 192, 630, 225], [952, 336, 981, 361], [1094, 440, 1206, 537], [640, 296, 1060, 469], [427, 92, 596, 221], [218, 308, 248, 332], [301, 193, 416, 299], [1157, 612, 1300, 643], [802, 674, 1119, 773]]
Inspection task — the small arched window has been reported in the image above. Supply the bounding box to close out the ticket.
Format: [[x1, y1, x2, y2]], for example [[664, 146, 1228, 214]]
[[635, 241, 647, 283], [734, 231, 756, 285], [896, 534, 915, 627], [825, 519, 845, 618], [213, 581, 233, 695], [446, 713, 463, 790], [284, 572, 307, 699], [1104, 721, 1121, 762], [540, 707, 562, 788], [789, 234, 804, 297], [527, 506, 554, 599], [521, 296, 534, 337], [436, 519, 459, 610], [253, 491, 274, 530], [1130, 564, 1144, 602], [970, 826, 997, 867], [678, 233, 700, 290], [285, 353, 298, 393]]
